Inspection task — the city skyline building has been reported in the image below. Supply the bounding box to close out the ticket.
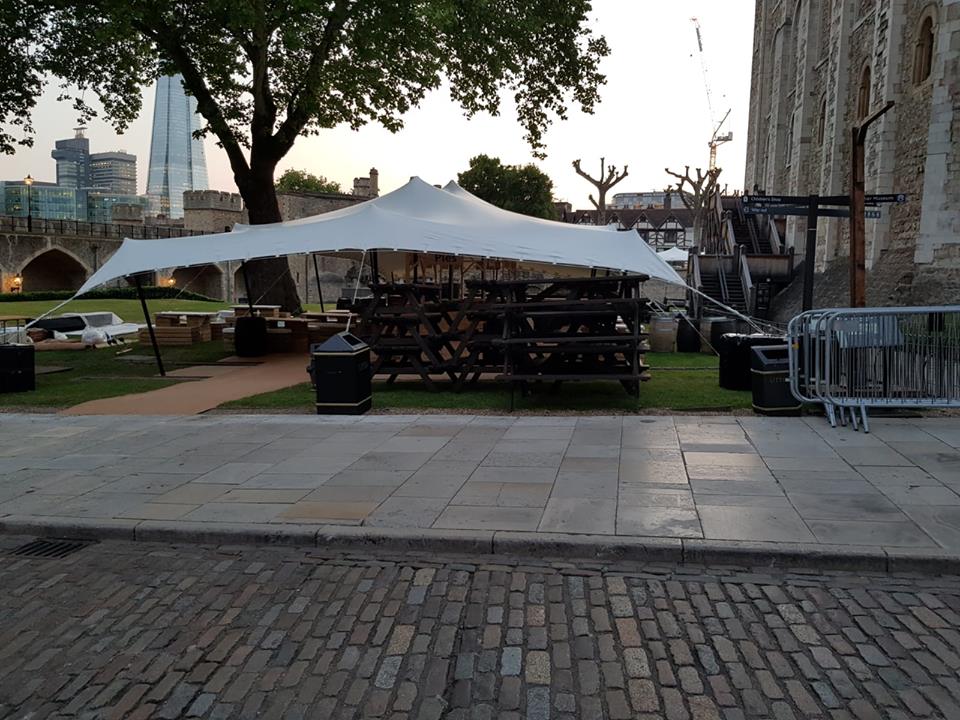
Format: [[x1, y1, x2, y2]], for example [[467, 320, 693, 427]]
[[145, 75, 209, 218], [89, 151, 137, 195], [50, 128, 90, 189]]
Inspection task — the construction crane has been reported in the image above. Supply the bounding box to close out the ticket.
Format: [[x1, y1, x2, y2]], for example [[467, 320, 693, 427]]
[[691, 17, 733, 170]]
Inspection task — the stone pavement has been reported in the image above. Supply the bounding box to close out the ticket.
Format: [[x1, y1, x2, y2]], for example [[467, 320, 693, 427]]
[[1, 413, 959, 566], [3, 537, 960, 719]]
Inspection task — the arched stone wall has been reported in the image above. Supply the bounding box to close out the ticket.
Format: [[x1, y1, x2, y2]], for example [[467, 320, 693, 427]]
[[20, 249, 89, 292], [172, 264, 225, 300]]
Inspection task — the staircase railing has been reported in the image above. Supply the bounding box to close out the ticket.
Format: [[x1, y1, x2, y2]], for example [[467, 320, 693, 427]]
[[716, 251, 729, 306], [688, 250, 702, 318], [724, 216, 737, 255], [738, 248, 755, 316], [768, 217, 783, 254]]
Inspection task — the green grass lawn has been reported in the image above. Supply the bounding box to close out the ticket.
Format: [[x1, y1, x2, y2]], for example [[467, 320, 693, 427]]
[[0, 341, 232, 409], [223, 352, 748, 414], [0, 298, 327, 321], [0, 298, 230, 321]]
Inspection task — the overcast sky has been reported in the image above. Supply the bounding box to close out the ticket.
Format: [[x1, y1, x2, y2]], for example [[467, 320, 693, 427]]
[[0, 1, 755, 208]]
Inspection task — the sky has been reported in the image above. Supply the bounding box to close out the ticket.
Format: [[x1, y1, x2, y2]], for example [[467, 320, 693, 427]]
[[0, 1, 755, 208]]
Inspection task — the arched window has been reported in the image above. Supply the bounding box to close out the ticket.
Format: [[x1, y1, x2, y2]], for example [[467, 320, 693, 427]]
[[857, 65, 871, 119], [913, 15, 934, 84]]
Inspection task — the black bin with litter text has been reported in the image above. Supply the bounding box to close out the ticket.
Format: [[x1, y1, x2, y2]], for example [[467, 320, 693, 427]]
[[751, 344, 802, 416], [0, 345, 35, 393], [308, 332, 371, 415]]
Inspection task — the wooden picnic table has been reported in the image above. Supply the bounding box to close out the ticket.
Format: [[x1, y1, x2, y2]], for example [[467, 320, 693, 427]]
[[350, 275, 652, 397]]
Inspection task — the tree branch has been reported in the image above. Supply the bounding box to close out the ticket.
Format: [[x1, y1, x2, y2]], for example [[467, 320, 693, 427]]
[[272, 0, 355, 156]]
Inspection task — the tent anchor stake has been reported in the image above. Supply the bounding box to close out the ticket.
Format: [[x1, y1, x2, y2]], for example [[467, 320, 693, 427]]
[[134, 275, 165, 377]]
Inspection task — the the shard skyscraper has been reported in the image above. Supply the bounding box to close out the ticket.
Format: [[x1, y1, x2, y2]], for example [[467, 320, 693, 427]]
[[145, 75, 209, 218]]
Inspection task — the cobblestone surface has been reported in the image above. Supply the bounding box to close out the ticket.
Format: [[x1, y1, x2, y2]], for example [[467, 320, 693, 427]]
[[2, 535, 960, 719]]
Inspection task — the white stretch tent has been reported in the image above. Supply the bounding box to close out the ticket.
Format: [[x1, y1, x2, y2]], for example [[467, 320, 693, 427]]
[[657, 246, 690, 264], [75, 177, 684, 296]]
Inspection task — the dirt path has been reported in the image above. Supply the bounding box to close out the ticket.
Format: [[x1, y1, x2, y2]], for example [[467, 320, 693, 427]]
[[60, 354, 309, 415]]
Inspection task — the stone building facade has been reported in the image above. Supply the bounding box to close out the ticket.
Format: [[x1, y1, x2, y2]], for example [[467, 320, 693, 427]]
[[744, 0, 960, 312]]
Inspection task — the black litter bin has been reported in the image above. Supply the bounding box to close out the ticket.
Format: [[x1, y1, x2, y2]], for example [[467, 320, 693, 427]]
[[308, 332, 371, 415], [234, 315, 268, 357], [751, 344, 802, 416], [718, 334, 785, 391], [709, 319, 738, 352], [676, 315, 701, 353], [0, 344, 35, 393]]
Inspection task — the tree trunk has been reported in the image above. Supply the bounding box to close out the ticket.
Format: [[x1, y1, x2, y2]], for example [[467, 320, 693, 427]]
[[235, 163, 303, 313]]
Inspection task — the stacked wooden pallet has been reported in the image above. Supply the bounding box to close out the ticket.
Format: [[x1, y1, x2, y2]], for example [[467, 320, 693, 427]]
[[138, 325, 208, 346]]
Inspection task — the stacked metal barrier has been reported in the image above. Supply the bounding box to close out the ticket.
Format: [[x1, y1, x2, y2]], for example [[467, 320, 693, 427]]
[[787, 306, 960, 432]]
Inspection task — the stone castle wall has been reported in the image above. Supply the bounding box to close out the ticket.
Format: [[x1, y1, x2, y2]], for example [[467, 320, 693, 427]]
[[745, 0, 958, 310]]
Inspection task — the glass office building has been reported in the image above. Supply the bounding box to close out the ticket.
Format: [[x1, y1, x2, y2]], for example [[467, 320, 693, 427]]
[[89, 151, 138, 195], [51, 128, 91, 188], [86, 192, 147, 223], [145, 75, 209, 218], [1, 181, 85, 220]]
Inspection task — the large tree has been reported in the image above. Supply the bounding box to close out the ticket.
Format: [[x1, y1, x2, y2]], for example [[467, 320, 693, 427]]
[[276, 169, 341, 195], [458, 154, 557, 220], [4, 1, 609, 310]]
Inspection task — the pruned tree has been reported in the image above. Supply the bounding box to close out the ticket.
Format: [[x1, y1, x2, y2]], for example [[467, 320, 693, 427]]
[[7, 1, 610, 311], [572, 158, 628, 225], [664, 165, 722, 249]]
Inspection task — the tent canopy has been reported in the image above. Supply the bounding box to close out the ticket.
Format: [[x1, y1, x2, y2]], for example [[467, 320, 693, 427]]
[[656, 246, 690, 263], [76, 177, 684, 296]]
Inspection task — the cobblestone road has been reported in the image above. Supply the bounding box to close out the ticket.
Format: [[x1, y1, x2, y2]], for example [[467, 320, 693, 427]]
[[2, 537, 960, 719]]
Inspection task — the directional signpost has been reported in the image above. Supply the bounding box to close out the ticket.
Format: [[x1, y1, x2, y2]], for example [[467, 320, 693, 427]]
[[742, 192, 907, 311]]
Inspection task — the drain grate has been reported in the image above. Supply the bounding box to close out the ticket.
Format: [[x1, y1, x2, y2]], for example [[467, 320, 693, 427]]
[[9, 538, 94, 559]]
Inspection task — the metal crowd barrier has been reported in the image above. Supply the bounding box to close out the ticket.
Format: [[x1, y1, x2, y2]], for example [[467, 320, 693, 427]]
[[788, 306, 960, 432]]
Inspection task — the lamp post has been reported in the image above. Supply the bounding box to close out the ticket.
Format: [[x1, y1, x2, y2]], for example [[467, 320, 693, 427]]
[[23, 174, 33, 232]]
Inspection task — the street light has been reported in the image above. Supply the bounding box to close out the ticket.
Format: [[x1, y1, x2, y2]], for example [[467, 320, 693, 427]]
[[23, 174, 33, 232]]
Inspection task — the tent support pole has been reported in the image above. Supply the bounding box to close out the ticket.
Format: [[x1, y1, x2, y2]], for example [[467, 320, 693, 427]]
[[240, 261, 255, 313], [134, 275, 165, 377], [312, 254, 325, 310], [370, 251, 379, 284]]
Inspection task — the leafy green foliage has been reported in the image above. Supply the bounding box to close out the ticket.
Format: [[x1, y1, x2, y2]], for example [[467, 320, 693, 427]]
[[9, 1, 607, 309], [7, 2, 608, 162], [457, 155, 557, 219], [275, 169, 342, 194]]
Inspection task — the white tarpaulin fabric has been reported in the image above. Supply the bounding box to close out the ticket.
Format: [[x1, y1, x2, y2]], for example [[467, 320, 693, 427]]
[[76, 177, 684, 295], [657, 246, 690, 263]]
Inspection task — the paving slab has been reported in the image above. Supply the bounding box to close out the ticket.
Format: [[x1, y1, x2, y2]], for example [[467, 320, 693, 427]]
[[0, 413, 959, 570], [697, 505, 816, 543]]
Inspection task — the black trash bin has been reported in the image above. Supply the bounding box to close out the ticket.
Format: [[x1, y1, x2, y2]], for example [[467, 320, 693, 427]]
[[308, 332, 371, 415], [751, 344, 802, 416], [676, 315, 701, 353], [0, 344, 35, 393], [234, 315, 268, 357], [718, 334, 784, 391]]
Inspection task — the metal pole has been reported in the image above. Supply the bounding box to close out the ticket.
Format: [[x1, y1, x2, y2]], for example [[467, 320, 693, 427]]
[[849, 100, 894, 308], [802, 195, 819, 312], [312, 254, 325, 310], [240, 261, 255, 313], [135, 275, 165, 377]]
